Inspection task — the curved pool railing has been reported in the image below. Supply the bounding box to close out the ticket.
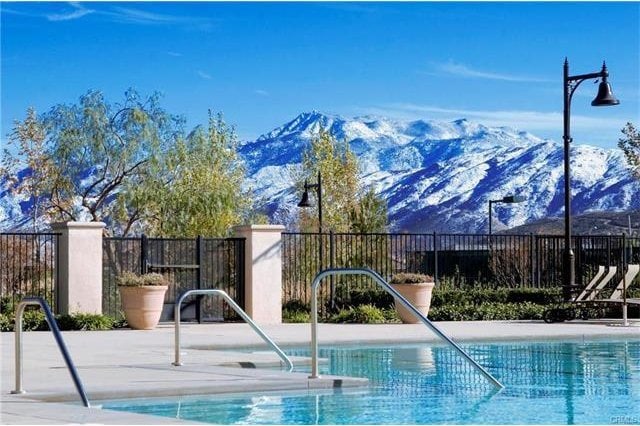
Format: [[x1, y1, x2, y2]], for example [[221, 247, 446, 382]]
[[12, 297, 91, 407], [310, 268, 504, 389], [173, 289, 293, 371]]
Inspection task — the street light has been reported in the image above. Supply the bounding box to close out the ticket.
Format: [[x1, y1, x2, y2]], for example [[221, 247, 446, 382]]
[[488, 195, 526, 237], [562, 58, 619, 301], [297, 171, 323, 233]]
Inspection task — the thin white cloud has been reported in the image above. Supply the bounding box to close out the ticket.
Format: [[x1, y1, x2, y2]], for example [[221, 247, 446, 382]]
[[107, 6, 183, 25], [1, 7, 36, 17], [254, 89, 269, 97], [434, 61, 551, 83], [359, 103, 624, 133], [6, 2, 213, 29], [46, 2, 94, 22], [197, 70, 212, 80]]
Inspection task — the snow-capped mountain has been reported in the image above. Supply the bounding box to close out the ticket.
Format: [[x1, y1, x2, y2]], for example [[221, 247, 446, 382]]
[[2, 111, 638, 233], [240, 111, 639, 233]]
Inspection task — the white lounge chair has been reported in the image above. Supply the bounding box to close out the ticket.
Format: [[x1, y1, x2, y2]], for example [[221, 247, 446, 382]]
[[574, 265, 605, 302], [593, 264, 640, 304], [583, 266, 617, 301]]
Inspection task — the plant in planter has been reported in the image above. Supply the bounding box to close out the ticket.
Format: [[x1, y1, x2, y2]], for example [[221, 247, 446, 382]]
[[117, 272, 168, 330], [389, 273, 435, 324]]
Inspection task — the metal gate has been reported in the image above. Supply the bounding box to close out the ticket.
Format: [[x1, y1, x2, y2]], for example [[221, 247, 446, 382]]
[[103, 235, 245, 321]]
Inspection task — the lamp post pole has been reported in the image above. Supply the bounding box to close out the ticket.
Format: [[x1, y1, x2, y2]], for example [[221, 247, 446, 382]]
[[299, 172, 331, 308], [562, 58, 619, 301]]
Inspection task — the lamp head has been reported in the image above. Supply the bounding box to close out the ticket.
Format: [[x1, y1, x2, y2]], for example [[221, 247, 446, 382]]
[[591, 62, 619, 106], [502, 195, 526, 203], [591, 79, 620, 106], [298, 181, 312, 208]]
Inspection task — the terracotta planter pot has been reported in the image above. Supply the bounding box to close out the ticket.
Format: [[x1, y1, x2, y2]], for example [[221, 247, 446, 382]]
[[391, 282, 435, 324], [118, 286, 168, 330]]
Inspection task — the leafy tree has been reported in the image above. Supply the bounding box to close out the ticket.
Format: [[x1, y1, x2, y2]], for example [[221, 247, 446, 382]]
[[619, 122, 640, 178], [134, 112, 252, 237], [349, 187, 388, 233], [3, 90, 257, 237], [3, 89, 182, 235], [297, 127, 387, 233], [1, 108, 55, 231]]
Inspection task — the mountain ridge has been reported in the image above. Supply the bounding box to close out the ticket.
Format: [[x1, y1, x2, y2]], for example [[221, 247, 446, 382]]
[[2, 111, 638, 234], [241, 111, 639, 233]]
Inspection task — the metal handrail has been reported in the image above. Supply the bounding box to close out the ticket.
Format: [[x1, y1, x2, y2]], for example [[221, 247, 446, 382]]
[[310, 268, 504, 389], [11, 297, 91, 407], [173, 289, 293, 371]]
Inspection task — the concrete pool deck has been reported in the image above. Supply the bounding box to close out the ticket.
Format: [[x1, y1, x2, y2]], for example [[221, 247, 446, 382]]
[[2, 319, 639, 424]]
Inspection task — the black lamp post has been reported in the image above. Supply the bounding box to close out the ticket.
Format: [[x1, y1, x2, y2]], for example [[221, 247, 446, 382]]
[[562, 58, 619, 301], [297, 171, 323, 233], [488, 195, 526, 237], [298, 171, 333, 307]]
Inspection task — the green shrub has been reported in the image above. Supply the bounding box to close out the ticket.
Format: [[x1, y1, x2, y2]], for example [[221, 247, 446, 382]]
[[116, 272, 167, 287], [390, 273, 433, 284], [0, 297, 15, 315], [56, 313, 115, 331], [329, 304, 386, 324], [22, 310, 48, 331], [0, 313, 12, 332], [283, 309, 310, 323], [382, 307, 401, 323], [1, 311, 120, 332], [282, 299, 310, 313], [430, 287, 561, 308], [428, 302, 547, 321], [346, 288, 394, 309], [505, 288, 562, 304]]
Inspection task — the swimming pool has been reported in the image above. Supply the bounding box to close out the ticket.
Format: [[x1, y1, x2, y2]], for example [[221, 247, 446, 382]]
[[103, 339, 640, 424]]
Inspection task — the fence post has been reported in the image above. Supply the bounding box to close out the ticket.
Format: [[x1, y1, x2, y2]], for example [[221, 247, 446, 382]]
[[535, 235, 540, 287], [329, 230, 335, 310], [575, 236, 582, 286], [233, 225, 285, 324], [433, 232, 438, 287], [51, 221, 105, 315], [140, 234, 148, 275], [196, 235, 203, 323], [529, 233, 535, 287]]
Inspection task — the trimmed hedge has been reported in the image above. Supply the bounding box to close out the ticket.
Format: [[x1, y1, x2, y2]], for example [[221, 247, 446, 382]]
[[328, 304, 387, 324], [428, 302, 548, 321], [430, 288, 562, 307], [284, 287, 569, 323], [0, 311, 124, 332], [282, 309, 310, 323]]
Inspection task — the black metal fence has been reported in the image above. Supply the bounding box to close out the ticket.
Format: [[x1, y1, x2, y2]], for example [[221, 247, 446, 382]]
[[282, 232, 639, 311], [103, 235, 245, 321], [0, 232, 60, 313]]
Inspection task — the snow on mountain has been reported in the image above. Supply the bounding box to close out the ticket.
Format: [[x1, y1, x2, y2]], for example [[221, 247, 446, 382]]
[[240, 112, 640, 233], [2, 111, 638, 233]]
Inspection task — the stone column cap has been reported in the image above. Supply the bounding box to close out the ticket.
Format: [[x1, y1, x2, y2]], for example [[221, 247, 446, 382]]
[[233, 224, 286, 233], [51, 221, 106, 230]]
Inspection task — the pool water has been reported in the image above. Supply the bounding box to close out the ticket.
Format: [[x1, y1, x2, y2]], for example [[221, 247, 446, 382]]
[[103, 339, 640, 424]]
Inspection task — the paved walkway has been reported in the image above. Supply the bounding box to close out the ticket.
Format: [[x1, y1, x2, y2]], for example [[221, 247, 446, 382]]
[[1, 319, 639, 424]]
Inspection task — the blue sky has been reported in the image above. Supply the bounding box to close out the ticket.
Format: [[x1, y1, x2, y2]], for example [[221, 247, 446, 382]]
[[1, 1, 638, 149]]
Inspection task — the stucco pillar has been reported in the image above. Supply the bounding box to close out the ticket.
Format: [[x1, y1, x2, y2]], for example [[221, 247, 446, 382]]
[[51, 221, 105, 314], [233, 225, 285, 324]]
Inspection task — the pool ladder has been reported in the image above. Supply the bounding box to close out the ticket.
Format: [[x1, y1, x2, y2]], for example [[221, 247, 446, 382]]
[[310, 268, 504, 389], [172, 289, 293, 371], [11, 297, 91, 407]]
